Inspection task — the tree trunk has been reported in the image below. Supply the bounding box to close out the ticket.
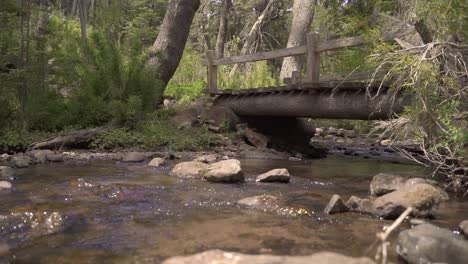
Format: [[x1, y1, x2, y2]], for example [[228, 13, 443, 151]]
[[144, 0, 201, 88], [279, 0, 316, 81], [215, 0, 231, 58], [229, 0, 275, 78], [78, 0, 87, 44]]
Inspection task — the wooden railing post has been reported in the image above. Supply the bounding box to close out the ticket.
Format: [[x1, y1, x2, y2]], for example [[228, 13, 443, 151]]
[[306, 32, 320, 82], [206, 50, 218, 91]]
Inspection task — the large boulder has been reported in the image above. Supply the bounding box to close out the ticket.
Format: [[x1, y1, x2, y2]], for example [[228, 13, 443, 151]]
[[170, 161, 208, 179], [397, 224, 468, 264], [324, 194, 349, 214], [0, 166, 15, 180], [256, 168, 290, 183], [11, 154, 32, 168], [122, 152, 145, 162], [162, 250, 375, 264], [32, 149, 55, 163], [237, 195, 281, 212], [369, 173, 406, 196], [243, 127, 269, 148], [373, 183, 444, 219], [203, 159, 244, 183]]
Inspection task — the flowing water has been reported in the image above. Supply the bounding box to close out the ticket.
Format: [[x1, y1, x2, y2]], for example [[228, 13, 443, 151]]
[[1, 156, 467, 263]]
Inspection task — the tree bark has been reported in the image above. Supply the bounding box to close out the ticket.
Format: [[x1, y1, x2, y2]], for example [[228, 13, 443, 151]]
[[144, 0, 201, 87], [229, 0, 275, 78], [279, 0, 316, 81], [215, 0, 231, 58]]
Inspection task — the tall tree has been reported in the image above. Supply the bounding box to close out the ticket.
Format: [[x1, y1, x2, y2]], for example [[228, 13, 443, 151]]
[[279, 0, 316, 80], [145, 0, 201, 88], [229, 0, 276, 78], [215, 0, 231, 58]]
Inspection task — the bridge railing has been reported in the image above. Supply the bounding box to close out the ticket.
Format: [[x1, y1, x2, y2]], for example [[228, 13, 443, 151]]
[[203, 32, 396, 92]]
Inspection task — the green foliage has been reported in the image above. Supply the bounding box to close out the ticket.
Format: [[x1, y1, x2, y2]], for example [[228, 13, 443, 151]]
[[0, 130, 52, 153], [90, 110, 219, 151]]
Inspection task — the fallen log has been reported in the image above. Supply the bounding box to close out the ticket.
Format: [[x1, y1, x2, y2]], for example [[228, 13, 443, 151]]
[[28, 125, 114, 150]]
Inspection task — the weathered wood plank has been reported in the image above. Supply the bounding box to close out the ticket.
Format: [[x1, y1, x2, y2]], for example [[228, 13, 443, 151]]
[[206, 50, 218, 91], [307, 33, 320, 82], [316, 36, 364, 52], [203, 46, 307, 66]]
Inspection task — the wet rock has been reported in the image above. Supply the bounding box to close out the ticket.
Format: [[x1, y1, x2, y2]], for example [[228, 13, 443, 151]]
[[397, 224, 468, 264], [460, 220, 468, 236], [203, 159, 244, 183], [0, 166, 15, 180], [0, 242, 9, 257], [170, 161, 208, 179], [370, 173, 406, 196], [12, 154, 32, 168], [240, 127, 269, 149], [237, 195, 281, 212], [240, 149, 288, 160], [122, 152, 145, 162], [162, 250, 376, 264], [256, 168, 290, 183], [148, 158, 165, 167], [373, 183, 444, 219], [46, 154, 64, 162], [324, 194, 349, 214], [346, 196, 375, 215], [194, 154, 217, 163], [0, 181, 12, 189]]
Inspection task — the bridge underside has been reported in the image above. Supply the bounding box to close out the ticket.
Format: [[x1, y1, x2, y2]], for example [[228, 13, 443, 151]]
[[209, 82, 410, 120]]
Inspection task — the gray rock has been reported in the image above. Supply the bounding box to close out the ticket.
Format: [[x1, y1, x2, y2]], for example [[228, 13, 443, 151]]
[[243, 128, 269, 149], [194, 154, 217, 163], [397, 224, 468, 264], [460, 220, 468, 236], [0, 166, 15, 180], [373, 183, 444, 219], [256, 168, 290, 183], [122, 152, 145, 162], [46, 154, 64, 162], [0, 181, 12, 189], [203, 159, 244, 183], [170, 161, 208, 179], [405, 178, 449, 201], [12, 154, 32, 168], [148, 158, 165, 167], [32, 149, 55, 163], [370, 173, 406, 196], [237, 195, 281, 212], [324, 194, 349, 214], [162, 250, 375, 264], [346, 196, 375, 215]]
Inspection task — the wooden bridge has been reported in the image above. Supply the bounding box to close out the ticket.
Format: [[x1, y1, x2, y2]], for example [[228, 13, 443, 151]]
[[203, 32, 410, 120]]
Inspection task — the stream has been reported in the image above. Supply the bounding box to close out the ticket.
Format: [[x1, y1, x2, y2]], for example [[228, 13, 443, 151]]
[[1, 156, 467, 263]]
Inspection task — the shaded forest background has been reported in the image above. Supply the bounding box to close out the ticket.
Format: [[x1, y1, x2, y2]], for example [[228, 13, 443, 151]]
[[0, 0, 466, 187]]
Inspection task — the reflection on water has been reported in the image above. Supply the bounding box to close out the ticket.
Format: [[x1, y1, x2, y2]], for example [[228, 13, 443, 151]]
[[0, 157, 466, 263]]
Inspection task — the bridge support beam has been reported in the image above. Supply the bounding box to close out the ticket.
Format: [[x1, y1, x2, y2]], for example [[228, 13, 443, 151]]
[[214, 89, 411, 120]]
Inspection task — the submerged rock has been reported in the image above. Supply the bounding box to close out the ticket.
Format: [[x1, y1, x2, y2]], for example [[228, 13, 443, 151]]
[[324, 194, 349, 214], [0, 166, 15, 180], [203, 159, 244, 183], [237, 195, 281, 212], [369, 173, 406, 196], [460, 220, 468, 237], [148, 158, 165, 167], [0, 181, 12, 190], [256, 168, 290, 183], [162, 250, 375, 264], [122, 152, 145, 162], [170, 161, 208, 179], [397, 224, 468, 264], [194, 154, 217, 163]]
